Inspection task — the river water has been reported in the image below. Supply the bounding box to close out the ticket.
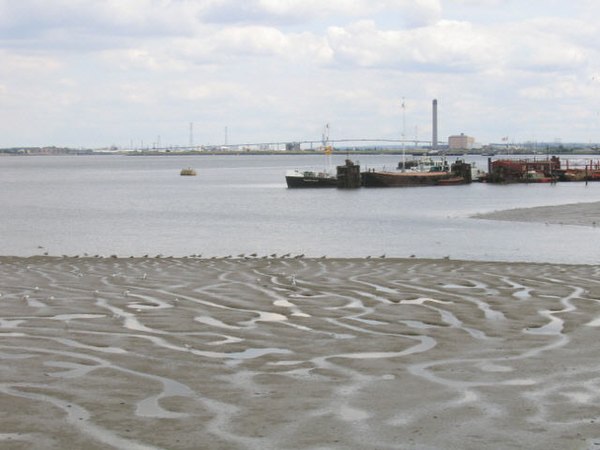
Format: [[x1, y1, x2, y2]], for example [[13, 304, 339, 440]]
[[1, 153, 599, 263]]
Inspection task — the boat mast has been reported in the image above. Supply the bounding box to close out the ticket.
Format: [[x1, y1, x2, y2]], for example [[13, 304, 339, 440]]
[[401, 98, 406, 172], [322, 123, 332, 170]]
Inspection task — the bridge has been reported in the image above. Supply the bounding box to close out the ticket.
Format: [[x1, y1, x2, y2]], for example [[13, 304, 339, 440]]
[[129, 138, 437, 153]]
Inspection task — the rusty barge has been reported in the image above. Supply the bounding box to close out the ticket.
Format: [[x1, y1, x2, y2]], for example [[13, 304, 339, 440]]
[[486, 157, 600, 183]]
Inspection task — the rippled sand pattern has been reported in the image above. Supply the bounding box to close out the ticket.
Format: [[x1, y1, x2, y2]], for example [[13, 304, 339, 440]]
[[1, 256, 600, 449]]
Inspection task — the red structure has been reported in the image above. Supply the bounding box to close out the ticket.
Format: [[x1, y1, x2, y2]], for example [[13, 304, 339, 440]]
[[487, 157, 560, 183]]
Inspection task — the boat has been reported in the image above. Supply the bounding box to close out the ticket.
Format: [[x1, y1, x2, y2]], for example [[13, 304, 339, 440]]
[[285, 123, 337, 188], [470, 162, 487, 182], [556, 159, 600, 182], [180, 168, 197, 176], [524, 170, 553, 183], [285, 169, 337, 188], [396, 159, 420, 170], [487, 157, 559, 183], [362, 158, 472, 187]]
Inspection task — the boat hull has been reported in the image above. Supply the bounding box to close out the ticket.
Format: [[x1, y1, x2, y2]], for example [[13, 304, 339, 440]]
[[285, 175, 337, 188], [361, 171, 467, 187]]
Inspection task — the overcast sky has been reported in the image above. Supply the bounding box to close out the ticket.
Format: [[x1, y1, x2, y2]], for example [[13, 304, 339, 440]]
[[1, 0, 599, 148]]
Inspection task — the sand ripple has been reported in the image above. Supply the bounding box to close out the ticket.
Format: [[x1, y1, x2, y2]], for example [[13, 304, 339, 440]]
[[1, 256, 600, 449]]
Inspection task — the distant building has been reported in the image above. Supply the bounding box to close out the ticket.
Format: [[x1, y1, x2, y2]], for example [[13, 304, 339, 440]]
[[448, 133, 475, 150], [286, 142, 301, 151]]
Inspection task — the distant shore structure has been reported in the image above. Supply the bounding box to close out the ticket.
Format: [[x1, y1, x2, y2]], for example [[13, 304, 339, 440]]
[[432, 99, 438, 151], [448, 133, 475, 151]]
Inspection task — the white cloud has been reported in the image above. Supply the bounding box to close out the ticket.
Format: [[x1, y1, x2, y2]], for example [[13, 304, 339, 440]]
[[325, 19, 498, 71], [0, 0, 600, 146], [198, 0, 442, 26]]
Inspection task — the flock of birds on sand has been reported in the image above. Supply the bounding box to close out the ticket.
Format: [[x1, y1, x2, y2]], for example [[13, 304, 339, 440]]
[[30, 246, 401, 260]]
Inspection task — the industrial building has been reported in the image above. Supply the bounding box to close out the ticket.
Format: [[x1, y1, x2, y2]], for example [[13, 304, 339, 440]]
[[448, 133, 475, 150]]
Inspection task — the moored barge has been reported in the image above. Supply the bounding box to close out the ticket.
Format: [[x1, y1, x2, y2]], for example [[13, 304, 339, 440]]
[[486, 157, 600, 183], [361, 160, 472, 187]]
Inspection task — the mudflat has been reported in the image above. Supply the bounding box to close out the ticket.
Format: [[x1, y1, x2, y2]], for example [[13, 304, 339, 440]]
[[1, 256, 600, 449], [474, 200, 600, 227]]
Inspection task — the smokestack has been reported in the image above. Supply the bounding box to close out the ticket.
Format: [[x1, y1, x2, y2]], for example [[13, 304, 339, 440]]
[[432, 99, 438, 150]]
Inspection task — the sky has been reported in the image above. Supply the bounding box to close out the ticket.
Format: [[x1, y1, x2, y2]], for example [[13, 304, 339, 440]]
[[1, 0, 600, 149]]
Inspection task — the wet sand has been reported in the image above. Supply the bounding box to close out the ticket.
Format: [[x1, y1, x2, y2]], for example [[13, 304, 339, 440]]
[[1, 255, 600, 449], [474, 200, 600, 227]]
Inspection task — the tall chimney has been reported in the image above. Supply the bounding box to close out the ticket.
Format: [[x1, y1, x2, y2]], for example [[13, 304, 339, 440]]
[[432, 99, 438, 150]]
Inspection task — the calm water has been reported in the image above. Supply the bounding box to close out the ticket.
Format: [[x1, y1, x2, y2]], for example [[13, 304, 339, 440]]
[[1, 154, 599, 263]]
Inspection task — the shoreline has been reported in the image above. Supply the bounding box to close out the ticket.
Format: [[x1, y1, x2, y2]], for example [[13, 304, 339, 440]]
[[0, 253, 595, 265]]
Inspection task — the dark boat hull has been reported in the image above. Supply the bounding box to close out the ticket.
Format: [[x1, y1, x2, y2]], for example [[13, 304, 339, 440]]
[[285, 175, 337, 188], [361, 171, 467, 187]]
